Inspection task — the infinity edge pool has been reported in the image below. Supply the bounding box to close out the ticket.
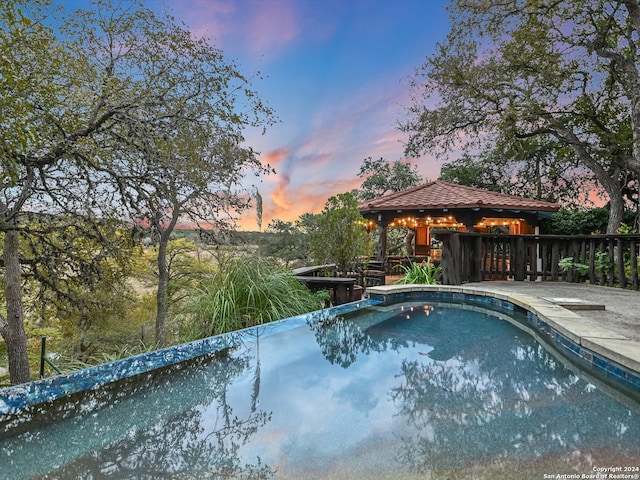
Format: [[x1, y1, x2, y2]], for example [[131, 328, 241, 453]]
[[1, 284, 639, 417]]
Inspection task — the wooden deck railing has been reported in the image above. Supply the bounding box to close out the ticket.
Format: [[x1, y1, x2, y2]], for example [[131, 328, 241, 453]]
[[435, 231, 640, 289]]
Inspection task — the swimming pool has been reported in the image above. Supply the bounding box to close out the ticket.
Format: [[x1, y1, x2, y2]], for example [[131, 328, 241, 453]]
[[1, 289, 639, 479]]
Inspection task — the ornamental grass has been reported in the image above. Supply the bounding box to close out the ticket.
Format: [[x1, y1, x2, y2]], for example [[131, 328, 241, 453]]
[[181, 257, 327, 340]]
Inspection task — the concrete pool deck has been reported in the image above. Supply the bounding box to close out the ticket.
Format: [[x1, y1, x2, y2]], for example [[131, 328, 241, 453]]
[[368, 281, 640, 379]]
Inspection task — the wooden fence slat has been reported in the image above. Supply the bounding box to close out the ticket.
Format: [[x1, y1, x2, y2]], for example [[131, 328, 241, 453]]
[[618, 238, 627, 289], [632, 239, 639, 291], [551, 241, 560, 281], [608, 238, 616, 287], [599, 238, 607, 286], [588, 239, 596, 285]]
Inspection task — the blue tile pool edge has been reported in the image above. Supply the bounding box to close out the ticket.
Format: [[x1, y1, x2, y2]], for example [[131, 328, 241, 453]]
[[367, 285, 640, 397], [0, 298, 382, 416]]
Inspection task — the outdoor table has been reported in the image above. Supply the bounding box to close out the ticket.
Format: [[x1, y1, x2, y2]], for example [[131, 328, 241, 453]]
[[292, 264, 336, 277], [295, 275, 356, 305]]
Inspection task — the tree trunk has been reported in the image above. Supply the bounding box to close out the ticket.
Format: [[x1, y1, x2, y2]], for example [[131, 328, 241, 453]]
[[377, 225, 387, 261], [405, 229, 415, 256], [1, 227, 31, 384], [556, 126, 624, 233], [155, 233, 169, 347], [607, 187, 626, 234]]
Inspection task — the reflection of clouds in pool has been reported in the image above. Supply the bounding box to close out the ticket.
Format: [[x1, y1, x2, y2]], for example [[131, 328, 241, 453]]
[[5, 300, 639, 479], [335, 376, 380, 415], [228, 321, 421, 474]]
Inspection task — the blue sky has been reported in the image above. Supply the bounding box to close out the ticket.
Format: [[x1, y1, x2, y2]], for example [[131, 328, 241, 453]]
[[160, 0, 452, 229]]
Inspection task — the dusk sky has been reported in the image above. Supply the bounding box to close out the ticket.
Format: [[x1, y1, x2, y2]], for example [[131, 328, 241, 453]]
[[162, 0, 452, 229]]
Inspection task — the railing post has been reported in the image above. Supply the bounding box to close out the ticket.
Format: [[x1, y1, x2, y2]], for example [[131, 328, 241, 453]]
[[471, 235, 483, 282], [528, 237, 538, 281], [40, 336, 46, 379], [514, 236, 526, 281], [632, 239, 639, 290], [617, 238, 627, 289], [551, 240, 560, 281], [608, 237, 616, 287], [588, 238, 596, 285]]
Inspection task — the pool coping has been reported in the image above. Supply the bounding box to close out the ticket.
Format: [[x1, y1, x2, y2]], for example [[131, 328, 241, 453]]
[[367, 284, 640, 392]]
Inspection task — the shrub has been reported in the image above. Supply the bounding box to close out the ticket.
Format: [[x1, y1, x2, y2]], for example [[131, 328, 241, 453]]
[[395, 259, 442, 285], [180, 257, 327, 340]]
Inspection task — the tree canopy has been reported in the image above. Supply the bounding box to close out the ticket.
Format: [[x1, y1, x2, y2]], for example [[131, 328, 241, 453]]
[[0, 0, 274, 383], [352, 157, 423, 201], [309, 193, 371, 274], [401, 0, 640, 232]]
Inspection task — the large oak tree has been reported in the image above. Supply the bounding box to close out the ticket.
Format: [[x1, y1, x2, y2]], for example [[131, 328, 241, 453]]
[[401, 0, 640, 232]]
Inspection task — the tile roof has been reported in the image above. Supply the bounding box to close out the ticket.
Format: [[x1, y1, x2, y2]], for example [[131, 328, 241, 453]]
[[358, 181, 560, 212]]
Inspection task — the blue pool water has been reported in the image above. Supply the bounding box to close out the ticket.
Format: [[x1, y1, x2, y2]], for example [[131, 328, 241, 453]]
[[1, 301, 639, 479]]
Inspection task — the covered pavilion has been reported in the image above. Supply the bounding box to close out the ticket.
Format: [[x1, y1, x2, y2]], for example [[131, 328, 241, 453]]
[[358, 181, 561, 261]]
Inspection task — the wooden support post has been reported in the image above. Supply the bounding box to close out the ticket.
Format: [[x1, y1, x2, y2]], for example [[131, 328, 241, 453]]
[[377, 225, 387, 262], [632, 239, 639, 290], [440, 232, 462, 285], [471, 235, 483, 282]]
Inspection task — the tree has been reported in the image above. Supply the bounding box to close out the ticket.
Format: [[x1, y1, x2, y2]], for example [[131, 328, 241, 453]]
[[542, 207, 611, 235], [309, 193, 371, 274], [438, 153, 511, 193], [0, 0, 274, 381], [260, 219, 311, 268], [0, 0, 123, 384], [135, 238, 214, 345], [259, 213, 320, 268], [69, 1, 274, 346], [401, 0, 640, 233], [19, 216, 139, 359], [490, 135, 598, 207], [112, 132, 270, 347], [439, 141, 597, 209], [352, 157, 423, 201]]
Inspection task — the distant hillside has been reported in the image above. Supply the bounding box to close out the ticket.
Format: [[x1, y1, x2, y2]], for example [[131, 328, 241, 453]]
[[171, 228, 266, 246]]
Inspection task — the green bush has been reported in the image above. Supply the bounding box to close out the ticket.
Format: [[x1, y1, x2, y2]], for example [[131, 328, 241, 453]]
[[395, 259, 442, 285], [180, 257, 327, 340], [558, 257, 589, 276]]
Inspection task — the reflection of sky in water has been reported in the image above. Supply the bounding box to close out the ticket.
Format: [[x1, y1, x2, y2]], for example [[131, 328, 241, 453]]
[[227, 323, 412, 473], [2, 302, 640, 479], [228, 303, 640, 478]]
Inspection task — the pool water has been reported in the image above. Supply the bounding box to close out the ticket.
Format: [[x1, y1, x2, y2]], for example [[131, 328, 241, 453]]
[[2, 301, 639, 479]]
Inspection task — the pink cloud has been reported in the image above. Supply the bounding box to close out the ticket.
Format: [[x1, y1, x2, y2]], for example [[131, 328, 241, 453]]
[[270, 174, 292, 211], [258, 176, 362, 227], [168, 0, 303, 61], [260, 148, 289, 169], [244, 0, 300, 55]]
